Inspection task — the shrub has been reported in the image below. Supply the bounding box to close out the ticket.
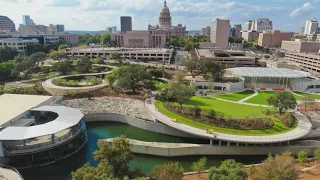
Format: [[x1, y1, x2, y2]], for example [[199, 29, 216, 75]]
[[298, 151, 308, 164], [248, 165, 255, 176], [208, 159, 247, 180], [192, 106, 202, 117], [151, 162, 184, 180], [89, 78, 102, 86], [191, 157, 207, 177], [207, 109, 216, 118], [315, 149, 320, 163], [281, 112, 295, 127], [68, 80, 78, 87]]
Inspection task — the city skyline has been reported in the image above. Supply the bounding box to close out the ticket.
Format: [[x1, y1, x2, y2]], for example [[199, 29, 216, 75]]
[[1, 0, 319, 32]]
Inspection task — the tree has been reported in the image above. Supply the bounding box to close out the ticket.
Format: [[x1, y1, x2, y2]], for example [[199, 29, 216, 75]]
[[202, 61, 226, 81], [148, 67, 165, 79], [29, 52, 47, 67], [267, 92, 297, 115], [115, 64, 151, 92], [50, 51, 67, 61], [208, 159, 247, 180], [106, 72, 117, 89], [53, 60, 74, 75], [76, 56, 92, 73], [166, 82, 196, 109], [252, 153, 297, 180], [183, 56, 200, 78], [93, 57, 105, 64], [298, 151, 308, 164], [0, 46, 18, 62], [100, 34, 111, 45], [14, 56, 25, 63], [12, 59, 35, 78], [191, 157, 207, 177], [72, 136, 142, 180], [151, 162, 184, 180], [295, 35, 305, 39], [301, 94, 316, 113], [111, 52, 123, 65], [0, 62, 15, 80], [315, 149, 320, 163], [26, 43, 44, 55], [59, 44, 70, 50]]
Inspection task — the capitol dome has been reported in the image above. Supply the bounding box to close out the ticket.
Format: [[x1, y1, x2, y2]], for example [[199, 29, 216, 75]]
[[159, 0, 172, 29]]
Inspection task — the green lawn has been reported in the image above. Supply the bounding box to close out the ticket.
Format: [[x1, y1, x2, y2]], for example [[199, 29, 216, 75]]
[[152, 79, 168, 91], [214, 90, 255, 102], [245, 91, 303, 105], [155, 96, 297, 136], [294, 91, 320, 100]]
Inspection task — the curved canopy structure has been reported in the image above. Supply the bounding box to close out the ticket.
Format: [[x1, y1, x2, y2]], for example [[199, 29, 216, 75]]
[[0, 106, 84, 141], [227, 67, 311, 78]]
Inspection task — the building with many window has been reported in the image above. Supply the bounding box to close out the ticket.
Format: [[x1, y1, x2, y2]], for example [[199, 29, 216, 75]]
[[201, 26, 211, 36], [285, 52, 320, 75], [0, 16, 16, 32], [22, 15, 34, 26], [67, 47, 174, 64], [258, 30, 292, 47], [0, 38, 39, 55], [55, 24, 65, 32], [251, 18, 273, 32], [281, 39, 320, 53], [120, 16, 132, 33]]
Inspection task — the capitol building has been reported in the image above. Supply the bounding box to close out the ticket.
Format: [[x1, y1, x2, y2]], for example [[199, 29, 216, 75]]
[[111, 0, 187, 48]]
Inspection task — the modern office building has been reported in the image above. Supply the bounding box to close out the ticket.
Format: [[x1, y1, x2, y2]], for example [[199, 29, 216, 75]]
[[306, 34, 317, 41], [120, 16, 132, 32], [0, 94, 88, 168], [22, 15, 34, 26], [245, 21, 253, 31], [0, 38, 39, 55], [232, 24, 242, 37], [210, 19, 230, 49], [201, 26, 211, 36], [285, 52, 320, 75], [0, 16, 16, 32], [281, 39, 320, 53], [55, 24, 65, 32], [48, 24, 56, 32], [258, 30, 292, 47], [304, 18, 318, 35], [251, 18, 273, 32], [19, 24, 48, 34], [67, 47, 174, 64], [195, 49, 256, 68], [106, 26, 117, 34]]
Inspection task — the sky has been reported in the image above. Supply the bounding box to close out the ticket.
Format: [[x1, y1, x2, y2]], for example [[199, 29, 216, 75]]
[[1, 0, 319, 32]]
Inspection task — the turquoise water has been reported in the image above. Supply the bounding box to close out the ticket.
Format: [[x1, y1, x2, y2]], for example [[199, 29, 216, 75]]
[[20, 122, 266, 180]]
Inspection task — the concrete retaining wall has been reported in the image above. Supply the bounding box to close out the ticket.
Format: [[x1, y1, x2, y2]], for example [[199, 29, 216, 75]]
[[84, 113, 197, 138], [105, 138, 320, 156]]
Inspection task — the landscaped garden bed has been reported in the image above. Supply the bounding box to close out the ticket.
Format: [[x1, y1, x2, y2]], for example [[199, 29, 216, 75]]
[[52, 76, 103, 87], [155, 97, 297, 136]]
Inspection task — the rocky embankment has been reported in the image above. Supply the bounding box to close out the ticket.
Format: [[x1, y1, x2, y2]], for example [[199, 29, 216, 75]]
[[61, 97, 152, 121]]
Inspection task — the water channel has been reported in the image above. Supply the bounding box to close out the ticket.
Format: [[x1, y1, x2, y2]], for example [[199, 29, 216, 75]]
[[20, 122, 267, 180]]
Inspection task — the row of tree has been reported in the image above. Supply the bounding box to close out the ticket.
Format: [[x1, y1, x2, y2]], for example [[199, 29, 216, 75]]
[[166, 36, 210, 51], [79, 34, 117, 46], [72, 136, 320, 180], [183, 56, 226, 81]]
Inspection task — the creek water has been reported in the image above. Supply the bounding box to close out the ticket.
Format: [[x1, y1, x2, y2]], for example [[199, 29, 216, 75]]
[[20, 122, 266, 180]]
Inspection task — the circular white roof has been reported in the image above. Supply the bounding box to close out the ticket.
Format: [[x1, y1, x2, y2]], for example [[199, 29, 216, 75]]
[[227, 67, 311, 78], [0, 106, 84, 141]]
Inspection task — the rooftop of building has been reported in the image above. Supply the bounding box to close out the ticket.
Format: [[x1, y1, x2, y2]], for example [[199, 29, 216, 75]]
[[74, 47, 172, 53], [0, 94, 53, 126], [227, 67, 311, 78], [0, 16, 10, 21], [197, 49, 250, 58]]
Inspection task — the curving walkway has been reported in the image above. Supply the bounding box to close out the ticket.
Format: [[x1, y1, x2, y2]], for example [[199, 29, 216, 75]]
[[145, 99, 312, 144], [42, 71, 112, 95]]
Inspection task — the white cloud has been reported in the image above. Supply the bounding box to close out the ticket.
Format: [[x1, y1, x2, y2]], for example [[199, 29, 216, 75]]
[[290, 2, 315, 17]]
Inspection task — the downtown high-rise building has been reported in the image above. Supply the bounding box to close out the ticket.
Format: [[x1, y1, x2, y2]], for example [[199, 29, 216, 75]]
[[55, 24, 65, 32], [120, 16, 132, 32], [245, 19, 273, 32], [304, 18, 318, 35], [22, 15, 34, 25], [210, 18, 230, 49]]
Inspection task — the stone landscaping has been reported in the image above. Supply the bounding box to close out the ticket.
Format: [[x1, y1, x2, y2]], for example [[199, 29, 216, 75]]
[[61, 97, 152, 121]]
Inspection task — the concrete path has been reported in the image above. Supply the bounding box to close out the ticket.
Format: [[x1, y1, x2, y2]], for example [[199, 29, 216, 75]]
[[145, 99, 312, 144], [238, 90, 259, 103]]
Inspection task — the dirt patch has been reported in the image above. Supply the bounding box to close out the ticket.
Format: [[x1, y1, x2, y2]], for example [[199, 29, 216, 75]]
[[182, 173, 208, 180], [299, 102, 320, 112]]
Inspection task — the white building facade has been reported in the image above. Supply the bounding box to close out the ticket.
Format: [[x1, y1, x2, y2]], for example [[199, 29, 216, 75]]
[[0, 38, 39, 55], [251, 18, 273, 32], [210, 19, 230, 49], [304, 18, 318, 35]]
